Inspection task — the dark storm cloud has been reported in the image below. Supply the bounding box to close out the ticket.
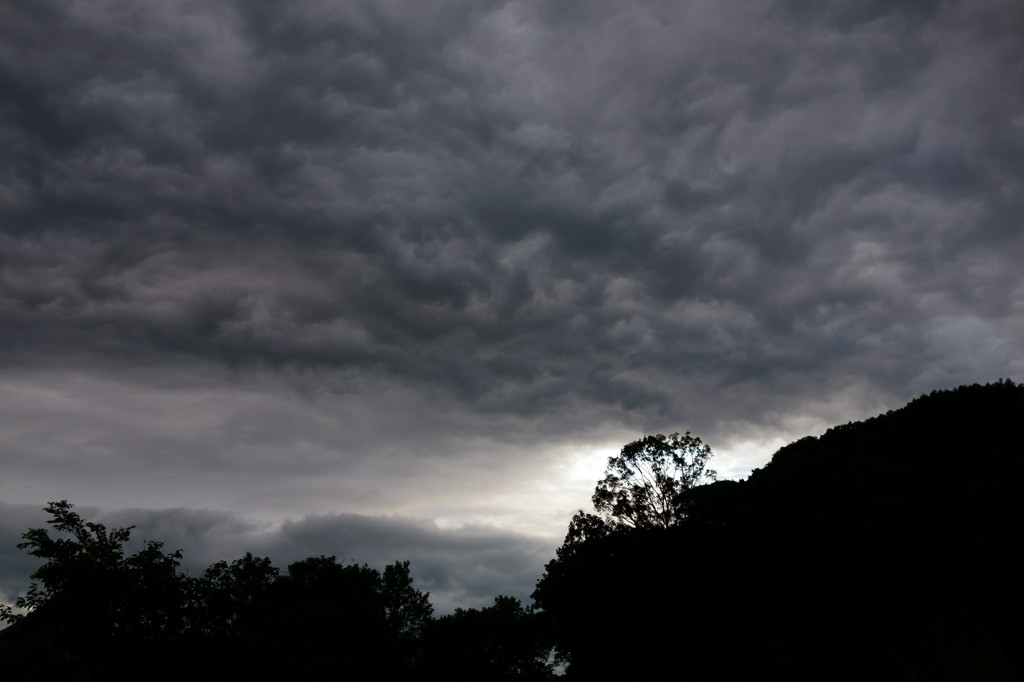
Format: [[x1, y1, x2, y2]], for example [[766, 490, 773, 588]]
[[1, 0, 1023, 559]]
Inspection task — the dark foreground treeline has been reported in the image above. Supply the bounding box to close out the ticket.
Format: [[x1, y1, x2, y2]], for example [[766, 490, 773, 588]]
[[2, 381, 1022, 680], [0, 504, 553, 681]]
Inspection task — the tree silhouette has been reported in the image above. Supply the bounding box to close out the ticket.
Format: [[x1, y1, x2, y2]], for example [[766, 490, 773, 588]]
[[421, 595, 555, 681], [192, 551, 279, 640], [0, 504, 443, 681], [592, 431, 716, 528], [532, 431, 721, 678], [0, 500, 189, 635], [237, 555, 434, 680], [0, 500, 192, 679]]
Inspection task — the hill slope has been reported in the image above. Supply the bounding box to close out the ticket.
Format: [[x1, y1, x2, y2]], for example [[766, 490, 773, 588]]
[[535, 381, 1024, 680]]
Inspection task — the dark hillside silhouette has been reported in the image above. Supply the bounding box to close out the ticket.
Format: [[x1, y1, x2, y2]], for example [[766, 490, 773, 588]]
[[534, 380, 1024, 680]]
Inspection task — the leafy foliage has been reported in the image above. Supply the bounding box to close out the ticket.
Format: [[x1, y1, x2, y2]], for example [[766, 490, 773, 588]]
[[192, 551, 279, 640], [0, 500, 188, 638], [592, 431, 717, 528], [422, 595, 555, 681], [0, 503, 437, 681], [0, 501, 192, 679], [383, 559, 435, 638]]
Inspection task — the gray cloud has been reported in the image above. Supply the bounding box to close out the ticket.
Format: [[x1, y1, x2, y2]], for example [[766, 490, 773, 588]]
[[2, 0, 1023, 599]]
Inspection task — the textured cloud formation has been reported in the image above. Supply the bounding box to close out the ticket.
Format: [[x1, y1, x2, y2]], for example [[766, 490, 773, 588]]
[[2, 0, 1023, 605]]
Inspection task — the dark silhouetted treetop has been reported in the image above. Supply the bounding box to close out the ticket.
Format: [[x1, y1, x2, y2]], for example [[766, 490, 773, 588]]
[[382, 559, 434, 638], [421, 595, 555, 681], [241, 554, 435, 680], [592, 431, 717, 529], [0, 502, 440, 682], [0, 500, 194, 681], [555, 511, 611, 560], [193, 551, 279, 639], [0, 500, 188, 639]]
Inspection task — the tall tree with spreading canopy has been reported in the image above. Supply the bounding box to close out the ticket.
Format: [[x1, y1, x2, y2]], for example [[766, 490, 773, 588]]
[[0, 501, 193, 679], [592, 431, 717, 529], [0, 500, 189, 636], [532, 431, 720, 678]]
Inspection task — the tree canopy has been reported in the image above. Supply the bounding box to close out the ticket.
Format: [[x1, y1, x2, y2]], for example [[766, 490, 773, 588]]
[[0, 500, 557, 681], [0, 500, 188, 638], [592, 431, 717, 529], [0, 502, 450, 681]]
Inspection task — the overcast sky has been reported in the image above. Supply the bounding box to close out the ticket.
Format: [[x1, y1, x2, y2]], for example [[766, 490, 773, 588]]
[[2, 0, 1022, 612]]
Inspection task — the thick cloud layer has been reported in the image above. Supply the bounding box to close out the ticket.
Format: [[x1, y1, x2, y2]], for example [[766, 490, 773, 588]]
[[2, 0, 1022, 606]]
